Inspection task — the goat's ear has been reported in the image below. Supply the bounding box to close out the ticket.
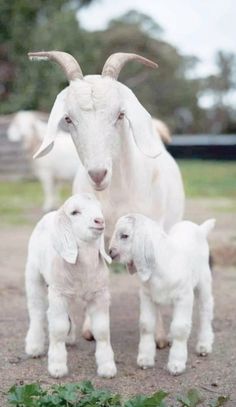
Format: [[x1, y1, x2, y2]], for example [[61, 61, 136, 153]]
[[122, 87, 162, 158], [132, 219, 156, 282], [53, 207, 78, 264], [33, 87, 68, 159], [99, 234, 112, 264]]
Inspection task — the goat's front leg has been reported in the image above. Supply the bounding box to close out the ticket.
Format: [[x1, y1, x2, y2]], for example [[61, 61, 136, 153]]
[[137, 288, 156, 369], [168, 291, 193, 375], [87, 293, 116, 378], [47, 288, 70, 378], [25, 267, 47, 357]]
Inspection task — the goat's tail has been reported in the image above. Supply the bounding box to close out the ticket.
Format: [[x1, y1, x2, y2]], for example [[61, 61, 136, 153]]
[[200, 218, 216, 237]]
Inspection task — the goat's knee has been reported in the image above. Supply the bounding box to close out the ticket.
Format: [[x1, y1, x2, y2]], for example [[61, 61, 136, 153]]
[[170, 320, 191, 342]]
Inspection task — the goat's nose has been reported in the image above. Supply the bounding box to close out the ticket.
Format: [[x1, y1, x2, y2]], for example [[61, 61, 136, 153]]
[[88, 169, 107, 185], [94, 218, 104, 226], [109, 248, 119, 260]]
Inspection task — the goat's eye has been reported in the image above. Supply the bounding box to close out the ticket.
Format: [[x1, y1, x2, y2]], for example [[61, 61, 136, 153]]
[[121, 233, 129, 239], [117, 112, 125, 120], [71, 210, 80, 216], [65, 115, 72, 124]]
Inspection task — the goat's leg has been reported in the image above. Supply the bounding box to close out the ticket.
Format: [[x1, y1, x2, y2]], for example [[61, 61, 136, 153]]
[[47, 288, 70, 378], [168, 291, 193, 375], [196, 269, 214, 356], [87, 294, 116, 378], [82, 310, 94, 341], [39, 173, 57, 212], [137, 288, 156, 369], [155, 308, 169, 349], [25, 265, 47, 357]]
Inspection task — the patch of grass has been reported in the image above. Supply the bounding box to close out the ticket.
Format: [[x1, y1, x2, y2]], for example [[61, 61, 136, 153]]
[[0, 160, 235, 225], [0, 181, 71, 225], [7, 381, 229, 407], [178, 160, 236, 198]]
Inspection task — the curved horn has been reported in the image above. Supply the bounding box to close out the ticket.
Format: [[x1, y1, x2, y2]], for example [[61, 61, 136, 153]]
[[102, 52, 158, 80], [28, 51, 83, 81]]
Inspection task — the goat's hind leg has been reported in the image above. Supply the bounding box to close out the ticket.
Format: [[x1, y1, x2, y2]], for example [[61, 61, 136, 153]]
[[155, 308, 169, 349], [25, 264, 47, 357], [196, 267, 214, 356]]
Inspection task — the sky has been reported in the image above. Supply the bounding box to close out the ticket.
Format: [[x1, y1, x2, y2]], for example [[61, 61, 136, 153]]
[[78, 0, 236, 79]]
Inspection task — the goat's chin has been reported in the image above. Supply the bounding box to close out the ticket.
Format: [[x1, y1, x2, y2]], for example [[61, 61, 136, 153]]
[[92, 181, 109, 191]]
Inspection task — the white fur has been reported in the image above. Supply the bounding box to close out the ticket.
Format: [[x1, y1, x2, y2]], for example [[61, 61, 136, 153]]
[[110, 214, 215, 375], [7, 111, 79, 211], [25, 193, 116, 378], [32, 74, 185, 345]]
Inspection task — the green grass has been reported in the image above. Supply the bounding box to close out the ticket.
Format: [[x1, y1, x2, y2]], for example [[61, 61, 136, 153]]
[[178, 160, 236, 198], [0, 181, 71, 225], [0, 160, 235, 225]]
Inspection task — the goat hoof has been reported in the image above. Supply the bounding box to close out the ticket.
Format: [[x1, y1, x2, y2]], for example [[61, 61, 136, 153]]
[[82, 329, 95, 341], [167, 360, 186, 375], [196, 343, 212, 356], [156, 338, 169, 349], [137, 354, 155, 369], [48, 363, 68, 378], [25, 341, 45, 358], [97, 361, 117, 378]]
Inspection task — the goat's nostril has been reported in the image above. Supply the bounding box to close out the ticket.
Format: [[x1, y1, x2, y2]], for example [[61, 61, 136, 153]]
[[94, 218, 104, 226], [88, 169, 107, 185]]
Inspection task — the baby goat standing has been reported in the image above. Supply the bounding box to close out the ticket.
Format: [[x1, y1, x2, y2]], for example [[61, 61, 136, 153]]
[[25, 193, 116, 378], [110, 214, 215, 375]]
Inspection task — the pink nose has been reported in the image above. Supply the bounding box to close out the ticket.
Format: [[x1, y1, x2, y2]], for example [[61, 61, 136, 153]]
[[94, 218, 104, 226], [88, 169, 107, 185]]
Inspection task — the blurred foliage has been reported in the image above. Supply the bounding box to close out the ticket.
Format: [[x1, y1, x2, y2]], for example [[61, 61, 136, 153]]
[[0, 1, 236, 133]]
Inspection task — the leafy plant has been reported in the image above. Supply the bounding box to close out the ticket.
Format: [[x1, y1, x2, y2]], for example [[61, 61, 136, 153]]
[[7, 381, 230, 407]]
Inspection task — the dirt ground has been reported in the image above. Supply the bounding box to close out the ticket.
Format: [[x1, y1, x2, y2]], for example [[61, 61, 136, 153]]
[[0, 198, 236, 406]]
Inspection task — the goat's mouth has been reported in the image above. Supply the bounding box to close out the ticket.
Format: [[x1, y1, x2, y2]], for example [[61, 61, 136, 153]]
[[89, 226, 104, 233], [93, 182, 109, 191], [110, 252, 120, 261], [126, 260, 137, 275]]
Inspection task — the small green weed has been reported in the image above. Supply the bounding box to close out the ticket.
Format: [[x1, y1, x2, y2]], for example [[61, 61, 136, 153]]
[[7, 381, 230, 407]]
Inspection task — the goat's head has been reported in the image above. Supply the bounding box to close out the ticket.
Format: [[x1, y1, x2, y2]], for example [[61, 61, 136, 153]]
[[53, 193, 111, 264], [28, 51, 160, 190], [7, 111, 44, 153], [109, 213, 156, 282]]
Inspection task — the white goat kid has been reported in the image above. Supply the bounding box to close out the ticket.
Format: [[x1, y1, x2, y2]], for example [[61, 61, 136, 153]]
[[28, 51, 185, 348], [25, 193, 116, 378], [8, 111, 79, 211], [109, 214, 215, 375]]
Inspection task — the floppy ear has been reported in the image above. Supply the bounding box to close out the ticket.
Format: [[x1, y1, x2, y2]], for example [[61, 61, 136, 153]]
[[122, 87, 162, 158], [132, 218, 156, 282], [53, 207, 78, 264], [99, 234, 112, 264], [34, 87, 68, 159]]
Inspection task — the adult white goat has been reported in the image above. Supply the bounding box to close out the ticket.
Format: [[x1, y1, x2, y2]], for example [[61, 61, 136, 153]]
[[25, 193, 116, 378], [28, 51, 185, 347], [7, 111, 79, 211], [109, 214, 215, 375]]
